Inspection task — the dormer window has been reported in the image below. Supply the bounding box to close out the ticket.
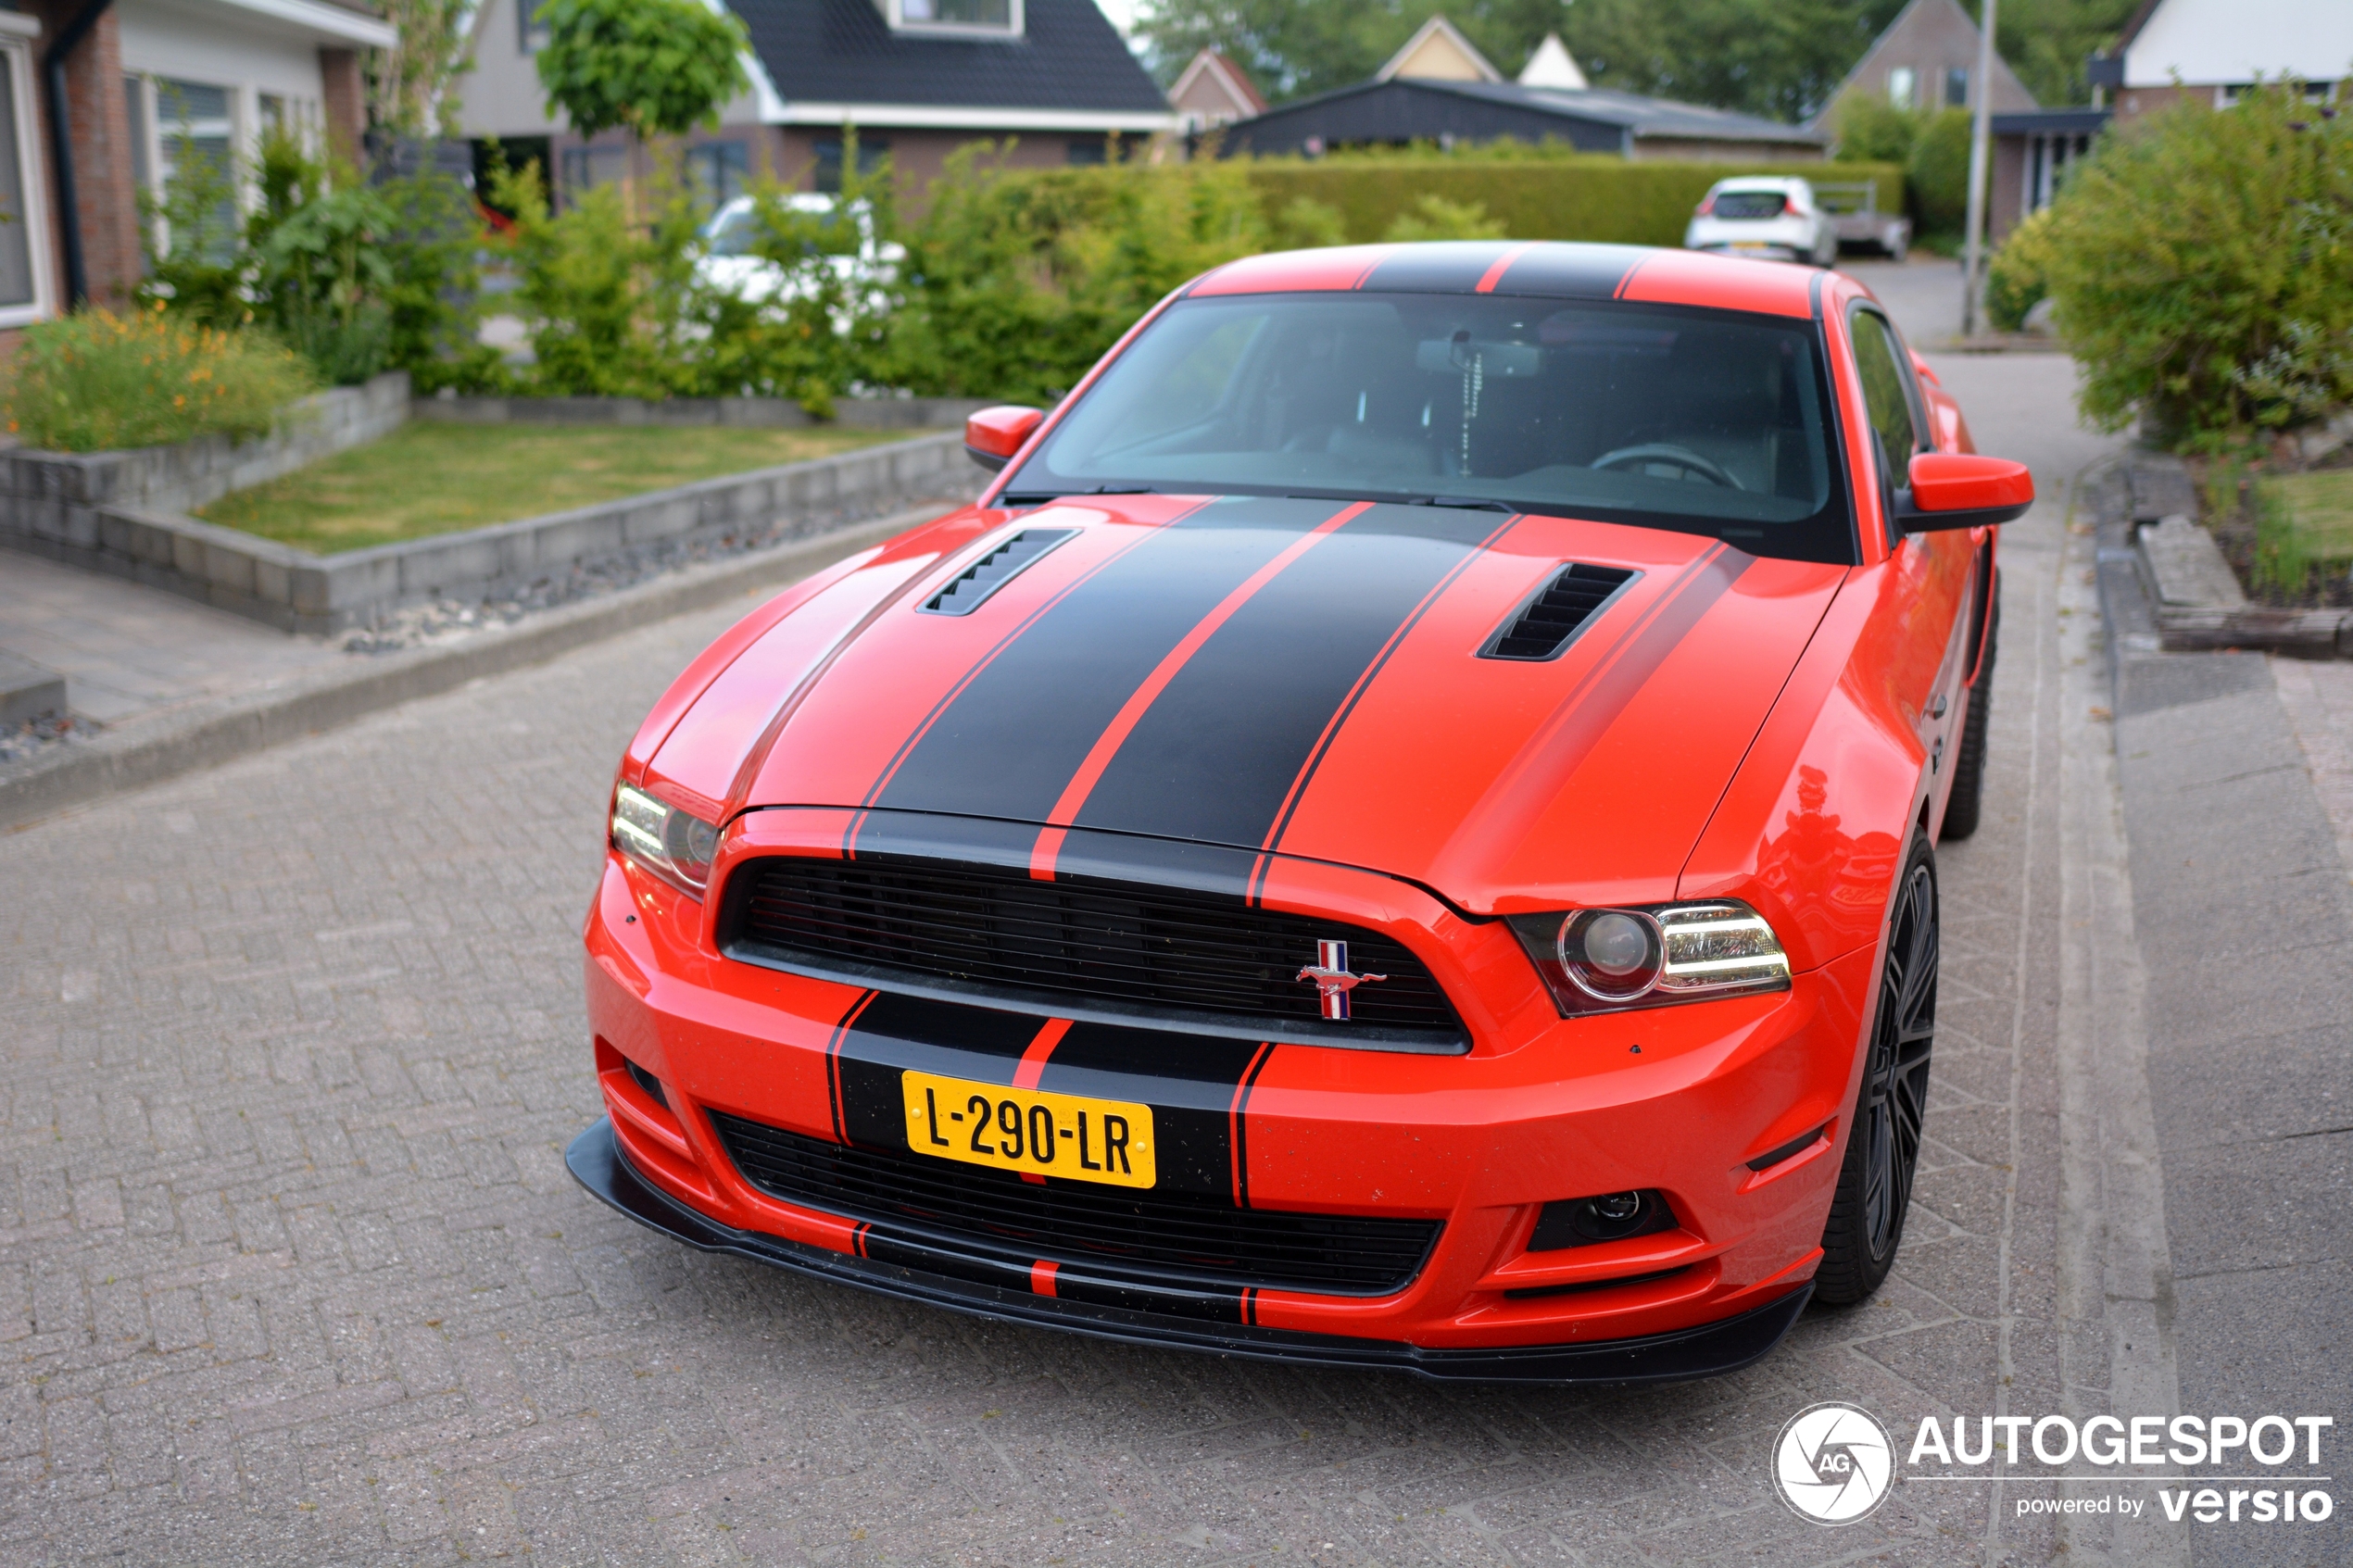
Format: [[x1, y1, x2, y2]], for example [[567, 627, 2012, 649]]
[[878, 0, 1021, 37]]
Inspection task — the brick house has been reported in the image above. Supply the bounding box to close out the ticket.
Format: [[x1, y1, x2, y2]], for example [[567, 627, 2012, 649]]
[[1994, 0, 2351, 242], [455, 0, 1177, 210], [6, 0, 394, 338]]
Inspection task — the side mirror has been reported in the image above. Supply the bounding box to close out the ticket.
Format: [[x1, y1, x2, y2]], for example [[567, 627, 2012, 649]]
[[1897, 452, 2033, 533], [964, 406, 1045, 472]]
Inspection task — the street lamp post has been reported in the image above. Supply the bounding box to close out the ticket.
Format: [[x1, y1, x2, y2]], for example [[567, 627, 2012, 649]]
[[1960, 0, 1999, 338]]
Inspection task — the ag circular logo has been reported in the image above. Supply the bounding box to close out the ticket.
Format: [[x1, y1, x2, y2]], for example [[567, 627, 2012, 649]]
[[1771, 1401, 1895, 1524]]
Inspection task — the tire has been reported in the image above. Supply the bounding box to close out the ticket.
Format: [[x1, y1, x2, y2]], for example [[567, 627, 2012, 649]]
[[1939, 582, 2000, 841], [1815, 836, 1938, 1306]]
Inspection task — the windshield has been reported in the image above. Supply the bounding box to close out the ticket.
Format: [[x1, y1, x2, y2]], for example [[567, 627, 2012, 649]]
[[1005, 294, 1854, 563]]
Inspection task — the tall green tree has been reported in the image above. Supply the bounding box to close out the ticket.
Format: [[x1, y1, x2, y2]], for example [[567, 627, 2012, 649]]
[[369, 0, 475, 139], [535, 0, 749, 140], [1987, 0, 2140, 107], [1560, 0, 1905, 123]]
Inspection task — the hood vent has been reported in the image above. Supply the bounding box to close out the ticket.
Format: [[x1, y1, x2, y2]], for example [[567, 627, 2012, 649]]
[[1480, 563, 1639, 661], [920, 528, 1076, 616]]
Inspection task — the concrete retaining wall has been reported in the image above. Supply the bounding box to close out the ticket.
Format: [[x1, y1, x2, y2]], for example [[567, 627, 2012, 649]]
[[0, 371, 410, 522], [1, 430, 974, 634]]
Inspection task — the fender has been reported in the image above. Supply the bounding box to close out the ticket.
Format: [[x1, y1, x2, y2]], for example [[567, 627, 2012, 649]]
[[1675, 560, 1932, 977]]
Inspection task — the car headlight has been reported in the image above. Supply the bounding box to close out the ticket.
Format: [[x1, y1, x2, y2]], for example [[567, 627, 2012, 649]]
[[610, 782, 721, 897], [1507, 900, 1790, 1015]]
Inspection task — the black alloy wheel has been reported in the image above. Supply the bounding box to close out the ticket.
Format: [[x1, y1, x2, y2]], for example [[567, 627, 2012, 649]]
[[1815, 838, 1939, 1304]]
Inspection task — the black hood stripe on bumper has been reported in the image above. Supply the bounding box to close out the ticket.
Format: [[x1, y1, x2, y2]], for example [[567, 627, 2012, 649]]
[[822, 988, 1277, 1204]]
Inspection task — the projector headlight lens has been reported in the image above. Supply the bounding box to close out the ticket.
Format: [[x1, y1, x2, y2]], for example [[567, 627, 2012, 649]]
[[1512, 900, 1790, 1015], [610, 782, 721, 897]]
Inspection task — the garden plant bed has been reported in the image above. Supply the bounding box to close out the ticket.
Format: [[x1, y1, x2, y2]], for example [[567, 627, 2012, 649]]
[[195, 422, 906, 553], [2197, 453, 2353, 613]]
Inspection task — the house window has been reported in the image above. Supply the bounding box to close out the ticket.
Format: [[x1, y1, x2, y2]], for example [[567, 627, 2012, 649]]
[[887, 0, 1019, 36], [2219, 80, 2335, 107], [812, 135, 889, 194], [520, 0, 551, 53], [1888, 67, 1915, 109], [0, 31, 52, 319], [1066, 136, 1108, 166], [685, 140, 749, 211], [560, 144, 629, 203], [155, 78, 240, 263], [1944, 67, 1969, 107]]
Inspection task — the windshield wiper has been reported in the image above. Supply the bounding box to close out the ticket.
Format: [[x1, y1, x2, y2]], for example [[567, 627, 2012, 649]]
[[1409, 495, 1515, 512], [997, 484, 1158, 507]]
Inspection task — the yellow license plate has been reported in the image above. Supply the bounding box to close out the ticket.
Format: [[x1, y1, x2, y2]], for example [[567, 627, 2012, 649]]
[[1730, 242, 1774, 253], [901, 1070, 1156, 1189]]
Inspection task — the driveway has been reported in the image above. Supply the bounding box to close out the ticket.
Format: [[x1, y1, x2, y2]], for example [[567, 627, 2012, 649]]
[[1, 348, 2272, 1566]]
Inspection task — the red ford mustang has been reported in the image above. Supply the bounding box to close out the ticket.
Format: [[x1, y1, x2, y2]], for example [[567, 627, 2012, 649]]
[[571, 241, 2030, 1384]]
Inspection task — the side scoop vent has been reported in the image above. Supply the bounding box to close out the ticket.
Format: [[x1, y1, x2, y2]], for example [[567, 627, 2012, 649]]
[[1480, 563, 1639, 660], [921, 528, 1076, 616]]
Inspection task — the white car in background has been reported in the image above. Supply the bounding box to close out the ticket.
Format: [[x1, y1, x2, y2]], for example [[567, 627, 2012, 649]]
[[1683, 177, 1839, 267], [694, 194, 904, 312]]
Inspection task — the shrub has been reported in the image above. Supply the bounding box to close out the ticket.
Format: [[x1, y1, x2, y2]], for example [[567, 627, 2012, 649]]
[[1381, 194, 1507, 241], [2042, 82, 2353, 444], [4, 307, 317, 452], [1832, 94, 1921, 167], [887, 145, 1269, 403], [1239, 155, 1905, 246], [1984, 207, 2057, 332], [1906, 107, 1973, 237]]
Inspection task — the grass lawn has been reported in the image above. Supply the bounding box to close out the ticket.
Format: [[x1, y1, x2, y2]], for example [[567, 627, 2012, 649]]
[[2271, 469, 2353, 562], [196, 421, 909, 554]]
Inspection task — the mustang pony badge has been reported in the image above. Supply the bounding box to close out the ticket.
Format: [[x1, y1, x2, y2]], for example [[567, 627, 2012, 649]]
[[1297, 940, 1386, 1021]]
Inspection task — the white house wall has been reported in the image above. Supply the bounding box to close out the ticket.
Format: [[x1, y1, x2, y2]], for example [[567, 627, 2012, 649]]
[[2124, 0, 2353, 88], [119, 0, 333, 106]]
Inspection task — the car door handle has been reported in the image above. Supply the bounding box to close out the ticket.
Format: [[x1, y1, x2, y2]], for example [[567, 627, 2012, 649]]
[[1930, 694, 1947, 720], [1931, 734, 1945, 774]]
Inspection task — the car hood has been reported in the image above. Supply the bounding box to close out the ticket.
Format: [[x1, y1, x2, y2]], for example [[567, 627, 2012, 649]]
[[656, 495, 1847, 912]]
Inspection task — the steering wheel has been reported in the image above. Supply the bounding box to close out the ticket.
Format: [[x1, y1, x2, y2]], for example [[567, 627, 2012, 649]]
[[1591, 444, 1743, 489]]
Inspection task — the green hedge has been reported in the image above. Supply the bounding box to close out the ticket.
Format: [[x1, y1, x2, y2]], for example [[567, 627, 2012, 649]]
[[1239, 157, 1905, 247]]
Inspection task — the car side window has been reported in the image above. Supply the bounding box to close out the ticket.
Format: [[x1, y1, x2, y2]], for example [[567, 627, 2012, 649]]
[[1848, 309, 1919, 495]]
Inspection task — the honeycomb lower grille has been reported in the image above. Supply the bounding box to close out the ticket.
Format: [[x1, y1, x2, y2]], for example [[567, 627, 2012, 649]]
[[718, 854, 1465, 1046], [708, 1110, 1441, 1298]]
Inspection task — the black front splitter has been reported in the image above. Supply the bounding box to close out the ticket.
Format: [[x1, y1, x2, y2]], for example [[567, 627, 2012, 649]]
[[565, 1117, 1810, 1386]]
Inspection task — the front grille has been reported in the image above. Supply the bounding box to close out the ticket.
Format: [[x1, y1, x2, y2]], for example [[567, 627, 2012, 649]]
[[709, 1110, 1442, 1297], [720, 855, 1465, 1044]]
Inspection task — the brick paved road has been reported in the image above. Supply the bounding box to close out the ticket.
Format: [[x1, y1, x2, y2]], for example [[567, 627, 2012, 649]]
[[3, 364, 2133, 1566]]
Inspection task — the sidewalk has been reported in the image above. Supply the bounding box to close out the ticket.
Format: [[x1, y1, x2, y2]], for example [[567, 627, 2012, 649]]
[[0, 546, 346, 729], [0, 499, 963, 829]]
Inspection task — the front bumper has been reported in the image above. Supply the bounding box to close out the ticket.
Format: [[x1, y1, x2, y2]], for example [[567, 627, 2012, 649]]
[[584, 834, 1872, 1376], [570, 1117, 1813, 1385]]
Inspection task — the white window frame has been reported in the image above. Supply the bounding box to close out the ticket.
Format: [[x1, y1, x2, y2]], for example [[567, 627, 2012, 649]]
[[881, 0, 1022, 41], [0, 17, 58, 328]]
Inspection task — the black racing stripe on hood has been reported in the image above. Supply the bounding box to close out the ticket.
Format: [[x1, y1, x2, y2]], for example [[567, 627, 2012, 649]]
[[1488, 244, 1654, 299], [1071, 505, 1505, 851], [1356, 242, 1520, 295], [867, 497, 1347, 825]]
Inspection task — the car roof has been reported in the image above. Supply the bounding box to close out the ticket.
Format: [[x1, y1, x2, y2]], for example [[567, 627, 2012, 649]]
[[1186, 241, 1818, 320]]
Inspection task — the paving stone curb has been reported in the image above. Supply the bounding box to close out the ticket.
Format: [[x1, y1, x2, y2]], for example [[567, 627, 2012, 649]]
[[0, 502, 944, 833], [2114, 450, 2353, 658]]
